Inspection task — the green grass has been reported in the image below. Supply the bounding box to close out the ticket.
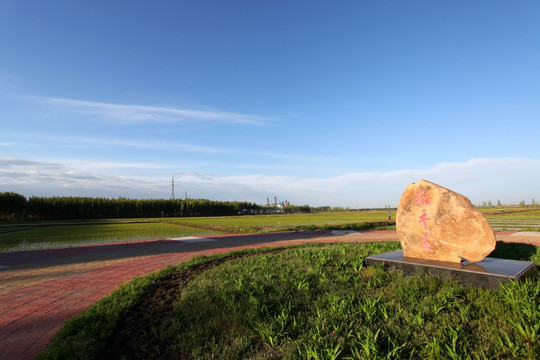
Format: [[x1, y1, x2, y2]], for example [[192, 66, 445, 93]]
[[0, 222, 220, 252], [38, 241, 540, 360], [168, 211, 395, 233]]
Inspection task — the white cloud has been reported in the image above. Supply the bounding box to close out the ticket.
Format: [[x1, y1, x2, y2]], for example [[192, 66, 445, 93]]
[[20, 95, 271, 125], [6, 133, 229, 154], [63, 160, 167, 170], [2, 132, 348, 166], [1, 157, 539, 207]]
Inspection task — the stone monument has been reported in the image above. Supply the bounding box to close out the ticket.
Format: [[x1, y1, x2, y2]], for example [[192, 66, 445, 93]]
[[396, 179, 496, 263], [365, 179, 536, 288]]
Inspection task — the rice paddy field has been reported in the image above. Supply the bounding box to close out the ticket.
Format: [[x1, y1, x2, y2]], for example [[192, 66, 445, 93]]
[[168, 210, 396, 233], [1, 208, 539, 252], [480, 209, 540, 232], [0, 221, 218, 252]]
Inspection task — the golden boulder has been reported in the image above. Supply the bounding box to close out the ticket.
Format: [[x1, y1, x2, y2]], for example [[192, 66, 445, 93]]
[[396, 179, 495, 263]]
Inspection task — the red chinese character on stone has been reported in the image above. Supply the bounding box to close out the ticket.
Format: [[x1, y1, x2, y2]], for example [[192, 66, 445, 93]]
[[418, 210, 430, 229], [416, 190, 431, 206], [423, 232, 431, 250]]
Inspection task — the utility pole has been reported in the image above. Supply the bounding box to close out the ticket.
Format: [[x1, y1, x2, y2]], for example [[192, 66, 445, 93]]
[[171, 176, 175, 200]]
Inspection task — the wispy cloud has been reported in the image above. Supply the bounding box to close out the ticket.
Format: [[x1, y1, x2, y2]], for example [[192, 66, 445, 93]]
[[5, 132, 229, 154], [20, 95, 271, 125], [0, 142, 38, 147], [3, 132, 346, 165], [61, 160, 168, 170], [1, 157, 539, 207], [0, 158, 60, 168]]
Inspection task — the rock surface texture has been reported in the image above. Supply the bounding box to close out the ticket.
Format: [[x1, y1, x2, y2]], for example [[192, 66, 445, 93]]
[[396, 179, 495, 263]]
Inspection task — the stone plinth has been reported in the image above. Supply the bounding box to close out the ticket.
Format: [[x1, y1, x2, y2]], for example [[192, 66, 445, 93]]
[[365, 250, 536, 289]]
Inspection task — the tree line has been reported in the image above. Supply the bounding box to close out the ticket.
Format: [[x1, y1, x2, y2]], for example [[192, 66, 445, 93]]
[[0, 192, 267, 221], [0, 192, 365, 221], [479, 199, 537, 207]]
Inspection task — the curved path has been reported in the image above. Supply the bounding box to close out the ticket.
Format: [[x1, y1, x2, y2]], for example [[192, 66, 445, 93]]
[[0, 230, 538, 360]]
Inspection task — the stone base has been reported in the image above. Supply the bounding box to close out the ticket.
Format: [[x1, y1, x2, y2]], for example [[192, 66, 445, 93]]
[[365, 250, 537, 289]]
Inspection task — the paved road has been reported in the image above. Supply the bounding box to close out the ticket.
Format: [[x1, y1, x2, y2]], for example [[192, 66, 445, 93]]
[[0, 230, 538, 359]]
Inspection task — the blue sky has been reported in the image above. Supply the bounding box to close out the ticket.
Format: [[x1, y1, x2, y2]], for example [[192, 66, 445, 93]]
[[1, 1, 539, 207]]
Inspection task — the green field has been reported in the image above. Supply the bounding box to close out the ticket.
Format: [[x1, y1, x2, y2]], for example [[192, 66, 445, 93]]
[[1, 208, 539, 252], [168, 210, 395, 232], [0, 211, 395, 252], [38, 241, 540, 359], [0, 222, 220, 252], [481, 208, 540, 231]]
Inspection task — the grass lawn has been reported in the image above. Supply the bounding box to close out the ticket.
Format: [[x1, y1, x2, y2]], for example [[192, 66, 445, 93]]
[[37, 241, 540, 360]]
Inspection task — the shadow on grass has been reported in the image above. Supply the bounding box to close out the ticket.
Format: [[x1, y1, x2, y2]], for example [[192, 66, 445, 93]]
[[489, 241, 538, 261]]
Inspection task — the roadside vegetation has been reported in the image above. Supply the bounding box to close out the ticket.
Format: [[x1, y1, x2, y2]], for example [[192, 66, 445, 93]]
[[38, 241, 540, 360]]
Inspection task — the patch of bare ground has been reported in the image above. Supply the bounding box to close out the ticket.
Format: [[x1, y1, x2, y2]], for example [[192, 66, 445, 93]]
[[103, 261, 223, 359], [103, 250, 282, 359]]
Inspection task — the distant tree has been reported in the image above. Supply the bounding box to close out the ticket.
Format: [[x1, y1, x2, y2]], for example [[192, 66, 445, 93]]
[[488, 200, 492, 207], [520, 200, 526, 206], [286, 205, 312, 213], [25, 196, 264, 220], [0, 192, 27, 220], [317, 206, 331, 212], [497, 200, 501, 207], [533, 198, 537, 206], [482, 201, 487, 207]]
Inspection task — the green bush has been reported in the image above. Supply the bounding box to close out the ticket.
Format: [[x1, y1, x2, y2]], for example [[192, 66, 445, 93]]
[[0, 192, 27, 220]]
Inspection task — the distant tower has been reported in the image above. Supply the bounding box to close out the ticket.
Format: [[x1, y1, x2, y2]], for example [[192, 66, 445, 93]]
[[171, 176, 175, 200]]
